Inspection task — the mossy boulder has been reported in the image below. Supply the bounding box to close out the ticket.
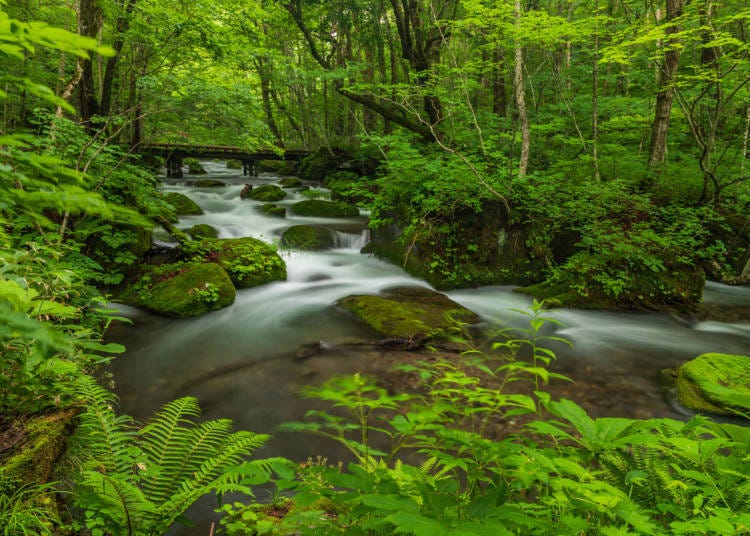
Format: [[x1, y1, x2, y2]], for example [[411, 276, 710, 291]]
[[197, 237, 286, 288], [248, 184, 287, 202], [279, 177, 303, 188], [292, 199, 359, 218], [188, 223, 219, 239], [281, 225, 335, 250], [297, 148, 338, 181], [163, 192, 203, 215], [122, 262, 236, 317], [194, 179, 226, 187], [338, 286, 479, 340], [676, 353, 750, 415], [260, 204, 286, 218], [185, 158, 207, 175], [227, 159, 243, 169]]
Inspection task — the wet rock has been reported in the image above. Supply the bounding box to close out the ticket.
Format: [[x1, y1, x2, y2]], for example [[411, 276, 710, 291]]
[[188, 223, 219, 239], [198, 237, 286, 288], [240, 184, 253, 199], [279, 177, 303, 188], [280, 225, 335, 250], [163, 192, 203, 216], [338, 286, 479, 342], [291, 199, 359, 218], [185, 158, 207, 175], [227, 159, 243, 169], [248, 184, 286, 202], [676, 353, 750, 415], [260, 204, 286, 218], [194, 179, 226, 187], [121, 262, 236, 317]]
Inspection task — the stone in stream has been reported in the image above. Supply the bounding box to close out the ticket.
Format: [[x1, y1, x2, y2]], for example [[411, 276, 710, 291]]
[[120, 262, 236, 317], [184, 158, 207, 175], [260, 203, 286, 218], [338, 286, 479, 342], [197, 237, 287, 288], [280, 225, 335, 250], [239, 184, 253, 199], [247, 184, 286, 202], [188, 223, 219, 239], [193, 179, 227, 187], [291, 199, 359, 218], [227, 159, 243, 169], [675, 353, 750, 415], [279, 177, 303, 188], [163, 192, 203, 216]]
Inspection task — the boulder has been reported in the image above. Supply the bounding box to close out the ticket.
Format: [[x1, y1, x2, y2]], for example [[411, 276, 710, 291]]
[[260, 204, 286, 218], [163, 192, 203, 215], [227, 159, 243, 169], [123, 262, 236, 317], [676, 353, 750, 415], [291, 199, 359, 218], [248, 184, 286, 202], [338, 286, 479, 341], [281, 225, 335, 250], [197, 237, 286, 288], [279, 177, 303, 188], [188, 223, 219, 239], [185, 158, 207, 175], [240, 184, 253, 199], [194, 179, 226, 187]]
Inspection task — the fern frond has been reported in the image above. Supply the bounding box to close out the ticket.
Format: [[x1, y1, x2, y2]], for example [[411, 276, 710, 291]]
[[77, 470, 156, 534]]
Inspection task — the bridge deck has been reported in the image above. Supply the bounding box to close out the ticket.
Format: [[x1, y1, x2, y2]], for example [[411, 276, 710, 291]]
[[140, 143, 309, 161]]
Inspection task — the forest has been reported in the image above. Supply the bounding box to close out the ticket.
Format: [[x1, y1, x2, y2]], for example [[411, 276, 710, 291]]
[[1, 0, 749, 533]]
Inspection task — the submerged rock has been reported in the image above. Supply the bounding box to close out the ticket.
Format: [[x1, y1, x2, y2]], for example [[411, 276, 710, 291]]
[[163, 192, 203, 215], [338, 286, 479, 341], [194, 179, 226, 187], [260, 204, 286, 218], [188, 223, 219, 239], [291, 199, 359, 218], [676, 353, 750, 415], [122, 262, 236, 317], [197, 237, 286, 288], [248, 184, 286, 202], [240, 184, 253, 199], [280, 225, 335, 250]]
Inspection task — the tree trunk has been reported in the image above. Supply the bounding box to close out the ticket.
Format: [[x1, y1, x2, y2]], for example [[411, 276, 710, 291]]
[[492, 48, 507, 117], [513, 0, 530, 177], [647, 0, 686, 170], [592, 0, 601, 181], [100, 0, 137, 119], [256, 58, 284, 146], [77, 0, 103, 126]]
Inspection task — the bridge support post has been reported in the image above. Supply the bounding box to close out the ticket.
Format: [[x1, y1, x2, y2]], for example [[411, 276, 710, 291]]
[[242, 159, 257, 177], [166, 156, 183, 178]]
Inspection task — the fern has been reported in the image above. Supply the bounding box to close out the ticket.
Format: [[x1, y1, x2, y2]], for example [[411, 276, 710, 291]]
[[72, 385, 270, 535]]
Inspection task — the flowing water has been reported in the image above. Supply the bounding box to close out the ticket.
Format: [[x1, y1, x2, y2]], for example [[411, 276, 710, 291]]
[[107, 162, 750, 529]]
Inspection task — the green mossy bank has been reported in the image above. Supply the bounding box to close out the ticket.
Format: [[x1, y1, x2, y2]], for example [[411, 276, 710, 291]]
[[281, 225, 335, 250], [292, 199, 359, 217], [676, 353, 750, 415]]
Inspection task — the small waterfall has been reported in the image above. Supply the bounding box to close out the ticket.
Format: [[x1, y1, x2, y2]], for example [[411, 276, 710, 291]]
[[333, 229, 370, 250]]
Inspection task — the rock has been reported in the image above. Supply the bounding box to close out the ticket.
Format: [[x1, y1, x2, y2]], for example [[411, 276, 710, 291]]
[[198, 237, 286, 288], [280, 225, 335, 250], [676, 353, 750, 415], [291, 199, 359, 218], [123, 262, 236, 317], [248, 184, 286, 202], [184, 158, 207, 175], [227, 159, 243, 169], [194, 179, 226, 187], [163, 192, 203, 215], [260, 204, 286, 218], [188, 223, 219, 239], [240, 184, 253, 199], [297, 148, 338, 181], [279, 177, 303, 188], [338, 286, 479, 341]]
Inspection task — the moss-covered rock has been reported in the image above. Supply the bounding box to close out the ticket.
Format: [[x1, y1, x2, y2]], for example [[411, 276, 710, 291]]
[[196, 237, 286, 288], [292, 199, 359, 218], [163, 192, 203, 215], [281, 225, 335, 250], [188, 223, 219, 239], [260, 204, 286, 218], [325, 170, 376, 207], [248, 184, 287, 202], [184, 158, 207, 174], [122, 262, 236, 317], [338, 286, 479, 341], [194, 179, 227, 187], [257, 160, 299, 175], [297, 148, 338, 181], [279, 177, 303, 188], [676, 353, 750, 415], [227, 159, 243, 169]]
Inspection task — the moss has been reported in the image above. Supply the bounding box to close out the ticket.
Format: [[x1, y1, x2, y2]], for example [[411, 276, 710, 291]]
[[676, 353, 750, 415], [199, 237, 287, 288], [260, 204, 286, 218], [292, 200, 359, 218], [123, 262, 236, 317], [184, 158, 207, 174], [248, 184, 287, 202], [163, 192, 203, 215], [297, 148, 338, 181], [188, 223, 219, 239], [279, 177, 303, 188], [194, 179, 226, 187], [280, 225, 335, 250], [338, 286, 479, 340], [227, 159, 243, 169], [1, 409, 78, 486]]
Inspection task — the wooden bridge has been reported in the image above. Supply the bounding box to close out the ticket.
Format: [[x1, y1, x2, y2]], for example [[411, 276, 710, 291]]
[[140, 143, 310, 178]]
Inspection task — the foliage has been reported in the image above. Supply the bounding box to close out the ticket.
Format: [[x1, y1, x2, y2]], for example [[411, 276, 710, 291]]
[[70, 380, 270, 536], [0, 482, 59, 536]]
